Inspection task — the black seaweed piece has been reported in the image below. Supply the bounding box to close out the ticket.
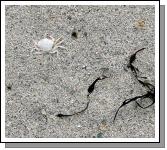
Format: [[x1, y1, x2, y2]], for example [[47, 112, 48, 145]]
[[113, 95, 144, 122], [135, 100, 155, 109], [57, 114, 74, 117], [114, 48, 155, 122], [127, 48, 145, 76], [127, 64, 139, 77], [128, 48, 145, 65], [113, 91, 155, 122], [134, 82, 155, 111], [137, 79, 155, 91], [87, 77, 101, 97], [57, 99, 91, 118], [87, 75, 108, 97], [57, 76, 108, 118]]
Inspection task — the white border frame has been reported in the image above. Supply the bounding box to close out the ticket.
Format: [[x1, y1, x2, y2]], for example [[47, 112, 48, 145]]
[[1, 1, 159, 143]]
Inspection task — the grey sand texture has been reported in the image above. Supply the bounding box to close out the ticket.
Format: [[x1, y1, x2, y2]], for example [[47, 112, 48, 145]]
[[5, 5, 155, 138]]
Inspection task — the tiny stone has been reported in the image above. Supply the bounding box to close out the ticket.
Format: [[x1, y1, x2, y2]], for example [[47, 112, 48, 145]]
[[82, 65, 87, 69], [41, 109, 46, 115], [84, 32, 87, 37], [67, 16, 72, 20], [7, 85, 12, 90], [71, 31, 78, 39], [77, 124, 81, 128], [97, 132, 103, 138]]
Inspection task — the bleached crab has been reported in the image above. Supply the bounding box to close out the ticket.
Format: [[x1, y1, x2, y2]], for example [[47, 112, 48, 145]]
[[32, 34, 65, 56]]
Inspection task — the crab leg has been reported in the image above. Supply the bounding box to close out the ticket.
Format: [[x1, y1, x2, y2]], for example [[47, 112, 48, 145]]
[[50, 49, 59, 58], [31, 40, 39, 52], [31, 40, 43, 54], [47, 35, 54, 41], [54, 37, 64, 45]]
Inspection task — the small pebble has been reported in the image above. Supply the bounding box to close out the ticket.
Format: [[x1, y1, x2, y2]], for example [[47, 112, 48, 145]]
[[41, 109, 46, 115], [97, 132, 103, 138], [77, 124, 82, 128]]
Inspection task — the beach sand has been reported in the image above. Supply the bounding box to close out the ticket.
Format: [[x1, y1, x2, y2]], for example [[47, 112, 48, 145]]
[[5, 5, 155, 138]]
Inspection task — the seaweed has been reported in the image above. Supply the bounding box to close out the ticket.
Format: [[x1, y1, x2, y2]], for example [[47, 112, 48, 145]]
[[57, 100, 90, 118], [87, 75, 108, 97], [57, 75, 108, 118], [113, 90, 155, 122], [113, 48, 155, 122], [127, 48, 145, 77], [56, 47, 155, 122]]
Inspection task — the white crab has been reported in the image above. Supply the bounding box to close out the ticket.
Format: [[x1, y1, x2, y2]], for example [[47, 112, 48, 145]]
[[33, 35, 65, 56]]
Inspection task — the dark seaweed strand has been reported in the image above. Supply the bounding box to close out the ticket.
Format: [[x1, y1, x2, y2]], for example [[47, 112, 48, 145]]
[[137, 79, 155, 91], [57, 98, 91, 118], [135, 88, 155, 109], [114, 48, 155, 122], [134, 48, 155, 106], [135, 100, 155, 109], [75, 98, 91, 115], [128, 47, 155, 106], [113, 91, 155, 122], [87, 77, 101, 97], [57, 113, 74, 117], [129, 48, 145, 64], [113, 95, 143, 122], [127, 48, 145, 77], [135, 74, 155, 108], [87, 75, 108, 97], [57, 76, 108, 118]]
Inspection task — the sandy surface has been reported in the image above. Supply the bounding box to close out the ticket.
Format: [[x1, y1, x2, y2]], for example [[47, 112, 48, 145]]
[[5, 5, 155, 138]]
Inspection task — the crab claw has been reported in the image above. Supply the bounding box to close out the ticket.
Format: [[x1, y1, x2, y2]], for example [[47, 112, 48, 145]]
[[33, 40, 38, 46], [44, 33, 54, 40], [31, 40, 39, 52]]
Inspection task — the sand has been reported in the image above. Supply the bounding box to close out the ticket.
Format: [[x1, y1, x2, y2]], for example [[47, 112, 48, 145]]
[[5, 5, 155, 138]]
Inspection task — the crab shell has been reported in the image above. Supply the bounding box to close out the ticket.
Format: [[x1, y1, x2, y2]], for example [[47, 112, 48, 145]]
[[37, 38, 54, 51]]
